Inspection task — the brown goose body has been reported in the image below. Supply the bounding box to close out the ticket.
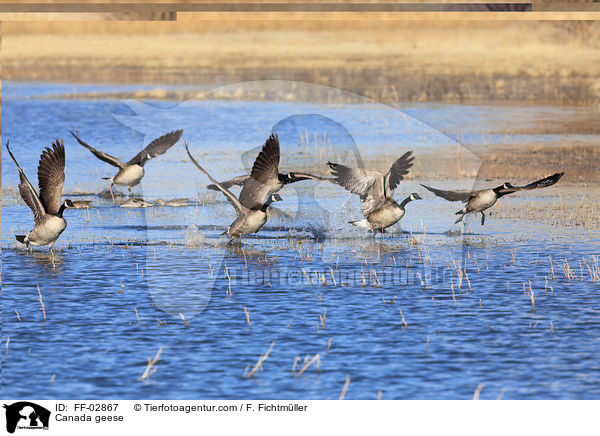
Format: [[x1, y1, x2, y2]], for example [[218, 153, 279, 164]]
[[421, 172, 564, 225], [185, 134, 283, 240], [6, 139, 74, 249], [327, 152, 421, 232], [70, 129, 183, 198]]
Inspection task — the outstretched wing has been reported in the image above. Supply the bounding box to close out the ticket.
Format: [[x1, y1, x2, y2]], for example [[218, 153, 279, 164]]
[[207, 175, 250, 191], [384, 151, 414, 196], [70, 130, 125, 168], [328, 161, 387, 216], [127, 129, 183, 167], [185, 142, 246, 215], [38, 139, 66, 215], [327, 161, 379, 196], [6, 140, 46, 223], [499, 172, 564, 195], [239, 134, 281, 209], [287, 171, 333, 182], [420, 184, 474, 203]]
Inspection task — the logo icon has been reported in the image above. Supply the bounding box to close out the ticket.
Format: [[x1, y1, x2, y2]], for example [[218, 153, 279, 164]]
[[3, 402, 50, 433]]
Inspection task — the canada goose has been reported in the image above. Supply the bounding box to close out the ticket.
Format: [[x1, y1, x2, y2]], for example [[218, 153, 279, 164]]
[[421, 172, 564, 225], [327, 152, 420, 233], [120, 198, 154, 208], [185, 139, 282, 240], [207, 171, 327, 192], [69, 129, 183, 200], [207, 134, 328, 206], [154, 198, 189, 207], [71, 200, 92, 209], [6, 139, 74, 250]]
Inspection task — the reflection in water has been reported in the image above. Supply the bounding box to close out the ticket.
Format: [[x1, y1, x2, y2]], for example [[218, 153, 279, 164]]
[[11, 247, 66, 273]]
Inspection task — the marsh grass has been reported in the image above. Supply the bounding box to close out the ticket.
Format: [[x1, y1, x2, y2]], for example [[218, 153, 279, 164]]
[[473, 383, 485, 400], [4, 21, 599, 105], [179, 313, 190, 328], [138, 347, 163, 382], [319, 309, 327, 330], [294, 354, 321, 377], [339, 375, 351, 400], [243, 306, 251, 328], [243, 341, 275, 379], [36, 284, 46, 321]]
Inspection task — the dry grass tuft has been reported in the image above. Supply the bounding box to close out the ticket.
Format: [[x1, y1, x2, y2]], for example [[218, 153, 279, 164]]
[[294, 354, 321, 377], [473, 383, 485, 400], [138, 347, 163, 382], [244, 341, 275, 379], [339, 375, 351, 400], [36, 284, 46, 321]]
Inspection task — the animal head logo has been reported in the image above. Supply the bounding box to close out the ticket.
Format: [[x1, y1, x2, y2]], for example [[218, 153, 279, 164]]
[[3, 402, 50, 433]]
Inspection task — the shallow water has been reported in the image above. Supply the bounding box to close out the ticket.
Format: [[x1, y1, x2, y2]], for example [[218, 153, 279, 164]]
[[2, 82, 599, 399]]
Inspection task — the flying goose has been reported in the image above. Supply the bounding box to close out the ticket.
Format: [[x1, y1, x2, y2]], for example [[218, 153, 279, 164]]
[[185, 138, 282, 240], [206, 134, 328, 203], [69, 129, 183, 199], [327, 152, 421, 233], [6, 139, 74, 249], [207, 171, 326, 192], [421, 172, 564, 225]]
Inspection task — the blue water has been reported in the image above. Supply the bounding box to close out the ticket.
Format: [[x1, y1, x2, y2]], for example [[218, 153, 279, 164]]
[[2, 83, 599, 399]]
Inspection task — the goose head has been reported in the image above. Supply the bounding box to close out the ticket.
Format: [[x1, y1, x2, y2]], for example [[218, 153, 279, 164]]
[[493, 182, 513, 194], [286, 172, 311, 183], [58, 199, 75, 217], [270, 193, 283, 203]]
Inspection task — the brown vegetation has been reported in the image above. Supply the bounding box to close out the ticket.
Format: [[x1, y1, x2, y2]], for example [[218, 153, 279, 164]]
[[3, 20, 600, 105]]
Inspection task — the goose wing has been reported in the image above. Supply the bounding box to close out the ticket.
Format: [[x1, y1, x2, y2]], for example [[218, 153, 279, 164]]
[[499, 172, 564, 195], [185, 142, 246, 216], [420, 184, 474, 203], [327, 161, 379, 196], [127, 129, 183, 167], [239, 134, 281, 209], [288, 171, 334, 182], [207, 175, 250, 191], [327, 161, 386, 216], [384, 151, 414, 196], [70, 130, 125, 168], [6, 140, 46, 223], [38, 139, 66, 215]]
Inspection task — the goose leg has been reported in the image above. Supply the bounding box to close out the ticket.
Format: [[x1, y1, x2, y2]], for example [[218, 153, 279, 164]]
[[49, 240, 55, 251], [110, 183, 115, 202], [481, 211, 486, 226]]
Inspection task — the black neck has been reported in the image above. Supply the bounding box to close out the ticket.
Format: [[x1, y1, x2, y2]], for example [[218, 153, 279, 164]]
[[493, 186, 509, 198], [57, 202, 67, 217], [400, 196, 413, 209], [260, 198, 274, 212]]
